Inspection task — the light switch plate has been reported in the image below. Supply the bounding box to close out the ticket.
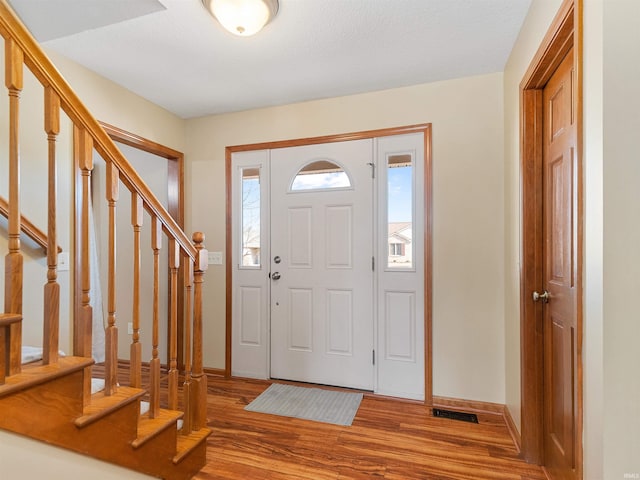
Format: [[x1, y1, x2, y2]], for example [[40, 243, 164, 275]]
[[208, 251, 223, 265]]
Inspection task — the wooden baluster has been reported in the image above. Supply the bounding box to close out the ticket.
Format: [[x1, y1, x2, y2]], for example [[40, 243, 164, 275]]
[[149, 217, 162, 418], [130, 193, 143, 388], [104, 162, 119, 395], [191, 232, 208, 430], [43, 86, 60, 365], [4, 39, 24, 376], [75, 126, 93, 405], [181, 259, 194, 434], [168, 238, 180, 410]]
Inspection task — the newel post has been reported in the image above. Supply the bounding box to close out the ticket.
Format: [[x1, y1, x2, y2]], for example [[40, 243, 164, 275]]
[[191, 232, 208, 430]]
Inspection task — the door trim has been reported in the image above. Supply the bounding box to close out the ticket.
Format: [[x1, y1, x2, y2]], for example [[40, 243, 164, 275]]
[[224, 124, 433, 404], [519, 0, 583, 474]]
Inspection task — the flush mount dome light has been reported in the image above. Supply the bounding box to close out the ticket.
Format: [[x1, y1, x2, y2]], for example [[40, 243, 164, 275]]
[[202, 0, 279, 37]]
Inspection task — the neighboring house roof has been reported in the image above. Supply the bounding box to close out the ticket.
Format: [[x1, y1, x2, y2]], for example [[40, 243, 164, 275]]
[[388, 222, 413, 243]]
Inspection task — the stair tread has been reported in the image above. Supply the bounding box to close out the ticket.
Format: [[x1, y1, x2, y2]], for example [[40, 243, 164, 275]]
[[0, 356, 93, 398], [75, 386, 145, 428], [173, 427, 212, 464], [132, 408, 184, 449], [0, 313, 22, 326]]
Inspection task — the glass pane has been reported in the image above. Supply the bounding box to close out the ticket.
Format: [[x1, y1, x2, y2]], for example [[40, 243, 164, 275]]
[[291, 160, 351, 191], [387, 154, 413, 269], [241, 167, 261, 267]]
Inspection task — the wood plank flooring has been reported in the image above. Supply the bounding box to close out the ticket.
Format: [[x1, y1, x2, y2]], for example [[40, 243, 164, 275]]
[[195, 376, 545, 480]]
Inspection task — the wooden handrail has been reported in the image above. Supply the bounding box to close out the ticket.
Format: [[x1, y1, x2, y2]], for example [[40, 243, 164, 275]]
[[0, 195, 61, 253], [0, 0, 196, 262], [0, 0, 208, 428]]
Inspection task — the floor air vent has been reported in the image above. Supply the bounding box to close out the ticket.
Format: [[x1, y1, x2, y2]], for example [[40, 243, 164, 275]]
[[432, 408, 478, 423]]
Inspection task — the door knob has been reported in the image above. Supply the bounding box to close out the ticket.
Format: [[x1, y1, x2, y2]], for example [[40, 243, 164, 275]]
[[271, 272, 281, 280], [532, 290, 550, 303]]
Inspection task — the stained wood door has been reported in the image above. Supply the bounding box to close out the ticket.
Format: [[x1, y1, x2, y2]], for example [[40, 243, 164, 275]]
[[269, 140, 374, 390], [541, 47, 577, 480]]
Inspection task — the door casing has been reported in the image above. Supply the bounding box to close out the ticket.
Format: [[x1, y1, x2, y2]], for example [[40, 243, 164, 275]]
[[519, 0, 583, 475], [225, 124, 433, 404]]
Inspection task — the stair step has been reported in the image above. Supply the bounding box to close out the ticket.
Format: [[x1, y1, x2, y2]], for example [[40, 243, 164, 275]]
[[0, 356, 93, 398], [173, 427, 212, 465], [132, 409, 184, 449], [75, 386, 145, 428], [0, 313, 22, 326]]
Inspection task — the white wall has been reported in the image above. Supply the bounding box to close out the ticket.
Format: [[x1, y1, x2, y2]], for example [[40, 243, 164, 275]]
[[187, 73, 507, 403]]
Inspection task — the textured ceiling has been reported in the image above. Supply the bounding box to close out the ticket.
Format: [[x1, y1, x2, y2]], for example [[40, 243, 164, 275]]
[[8, 0, 532, 119]]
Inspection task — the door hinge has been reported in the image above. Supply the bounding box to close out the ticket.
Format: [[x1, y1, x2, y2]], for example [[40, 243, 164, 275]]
[[372, 256, 375, 271], [372, 349, 376, 365]]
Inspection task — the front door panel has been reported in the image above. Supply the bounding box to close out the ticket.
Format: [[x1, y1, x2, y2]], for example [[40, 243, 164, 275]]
[[270, 140, 374, 390]]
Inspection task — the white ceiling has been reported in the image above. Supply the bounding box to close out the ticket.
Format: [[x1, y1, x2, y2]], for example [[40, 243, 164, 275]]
[[8, 0, 532, 119]]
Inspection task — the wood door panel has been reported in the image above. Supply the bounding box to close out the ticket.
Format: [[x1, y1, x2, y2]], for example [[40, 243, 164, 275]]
[[542, 47, 577, 480]]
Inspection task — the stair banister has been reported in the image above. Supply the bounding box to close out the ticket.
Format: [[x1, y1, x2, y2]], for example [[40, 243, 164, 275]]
[[130, 192, 143, 388], [4, 37, 23, 377], [0, 1, 197, 263], [192, 233, 208, 430], [0, 2, 212, 475], [0, 196, 62, 254], [42, 86, 61, 365]]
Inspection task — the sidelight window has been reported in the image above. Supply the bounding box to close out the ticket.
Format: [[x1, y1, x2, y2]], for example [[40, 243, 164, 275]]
[[241, 167, 261, 267], [387, 154, 413, 269]]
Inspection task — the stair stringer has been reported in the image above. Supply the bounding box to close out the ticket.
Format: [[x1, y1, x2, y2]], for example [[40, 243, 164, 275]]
[[0, 358, 210, 480]]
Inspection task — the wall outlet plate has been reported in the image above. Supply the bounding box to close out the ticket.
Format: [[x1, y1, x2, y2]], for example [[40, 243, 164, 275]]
[[58, 252, 70, 271]]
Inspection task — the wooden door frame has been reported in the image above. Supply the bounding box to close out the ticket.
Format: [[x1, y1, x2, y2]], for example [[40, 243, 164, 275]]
[[519, 0, 583, 474], [74, 123, 185, 367], [224, 124, 433, 404]]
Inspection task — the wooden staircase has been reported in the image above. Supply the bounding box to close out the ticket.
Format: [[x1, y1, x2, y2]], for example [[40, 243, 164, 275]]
[[0, 1, 211, 478]]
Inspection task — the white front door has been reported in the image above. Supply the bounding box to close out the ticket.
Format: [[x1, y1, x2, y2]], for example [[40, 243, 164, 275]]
[[269, 140, 374, 390]]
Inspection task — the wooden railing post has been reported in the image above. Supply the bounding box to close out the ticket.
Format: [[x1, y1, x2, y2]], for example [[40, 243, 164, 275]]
[[191, 232, 208, 430], [75, 126, 94, 404], [104, 162, 119, 395], [149, 217, 162, 418], [130, 192, 143, 388], [43, 86, 60, 365], [168, 238, 180, 410], [4, 38, 24, 376], [181, 259, 194, 434]]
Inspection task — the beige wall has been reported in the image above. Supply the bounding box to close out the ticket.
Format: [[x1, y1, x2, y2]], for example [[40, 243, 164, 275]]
[[187, 72, 507, 403], [502, 0, 564, 441], [45, 49, 186, 152], [601, 0, 640, 476]]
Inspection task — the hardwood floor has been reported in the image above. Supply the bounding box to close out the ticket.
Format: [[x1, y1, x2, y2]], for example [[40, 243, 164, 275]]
[[195, 376, 545, 480], [100, 364, 544, 479]]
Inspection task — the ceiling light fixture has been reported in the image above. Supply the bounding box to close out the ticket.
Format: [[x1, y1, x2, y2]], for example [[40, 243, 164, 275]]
[[202, 0, 279, 37]]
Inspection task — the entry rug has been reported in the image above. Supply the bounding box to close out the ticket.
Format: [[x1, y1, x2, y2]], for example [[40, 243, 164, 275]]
[[245, 383, 363, 426]]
